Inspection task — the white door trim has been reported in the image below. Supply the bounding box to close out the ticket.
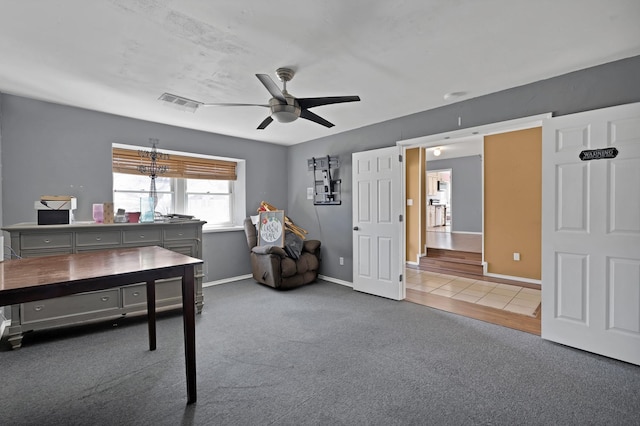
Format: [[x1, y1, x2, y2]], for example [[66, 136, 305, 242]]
[[397, 113, 552, 149], [398, 112, 552, 280]]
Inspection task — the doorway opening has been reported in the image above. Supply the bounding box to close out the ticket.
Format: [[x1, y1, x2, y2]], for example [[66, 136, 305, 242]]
[[421, 140, 483, 278], [399, 113, 550, 333], [426, 168, 451, 233]]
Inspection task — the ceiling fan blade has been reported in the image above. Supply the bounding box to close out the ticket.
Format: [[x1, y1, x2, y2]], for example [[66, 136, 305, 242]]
[[300, 109, 334, 128], [255, 74, 286, 103], [201, 103, 269, 108], [297, 96, 360, 109], [257, 116, 273, 130]]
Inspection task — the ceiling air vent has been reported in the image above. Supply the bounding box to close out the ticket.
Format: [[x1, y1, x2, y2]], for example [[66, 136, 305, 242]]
[[158, 92, 202, 113]]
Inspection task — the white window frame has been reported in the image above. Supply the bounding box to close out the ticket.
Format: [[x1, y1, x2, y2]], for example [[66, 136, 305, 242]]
[[112, 143, 246, 231]]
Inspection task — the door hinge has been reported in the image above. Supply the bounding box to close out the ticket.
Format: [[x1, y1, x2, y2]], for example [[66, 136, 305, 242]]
[[399, 274, 403, 282], [399, 154, 403, 162], [399, 214, 403, 222]]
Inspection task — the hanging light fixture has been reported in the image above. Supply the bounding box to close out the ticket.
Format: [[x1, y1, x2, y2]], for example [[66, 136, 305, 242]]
[[137, 138, 169, 208]]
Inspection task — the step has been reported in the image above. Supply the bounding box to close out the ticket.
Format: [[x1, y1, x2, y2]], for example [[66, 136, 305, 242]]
[[420, 258, 484, 276], [425, 248, 482, 262], [420, 248, 483, 276]]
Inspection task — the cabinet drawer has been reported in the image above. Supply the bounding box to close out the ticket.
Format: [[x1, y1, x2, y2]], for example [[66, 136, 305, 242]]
[[122, 228, 162, 244], [164, 241, 197, 257], [122, 280, 182, 308], [20, 233, 73, 250], [20, 248, 73, 258], [164, 226, 198, 241], [21, 289, 120, 324], [76, 231, 121, 247]]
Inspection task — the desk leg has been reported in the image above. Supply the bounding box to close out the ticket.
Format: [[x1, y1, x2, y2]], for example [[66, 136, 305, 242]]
[[182, 265, 197, 404], [146, 280, 157, 351]]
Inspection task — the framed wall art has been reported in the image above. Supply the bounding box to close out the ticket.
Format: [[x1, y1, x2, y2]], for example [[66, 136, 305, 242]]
[[258, 210, 285, 247]]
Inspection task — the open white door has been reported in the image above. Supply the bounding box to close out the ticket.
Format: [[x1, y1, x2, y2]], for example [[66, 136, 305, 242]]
[[352, 146, 404, 300], [542, 102, 640, 365]]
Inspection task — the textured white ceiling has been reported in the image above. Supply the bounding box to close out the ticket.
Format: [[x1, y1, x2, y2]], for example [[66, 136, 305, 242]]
[[1, 1, 639, 146]]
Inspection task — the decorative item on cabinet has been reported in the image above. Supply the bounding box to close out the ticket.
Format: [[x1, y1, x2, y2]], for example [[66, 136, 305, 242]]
[[35, 195, 77, 225], [137, 138, 169, 208], [308, 155, 341, 205]]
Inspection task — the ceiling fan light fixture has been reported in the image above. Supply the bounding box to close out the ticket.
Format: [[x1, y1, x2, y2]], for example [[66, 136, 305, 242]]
[[164, 68, 360, 130], [270, 103, 301, 123]]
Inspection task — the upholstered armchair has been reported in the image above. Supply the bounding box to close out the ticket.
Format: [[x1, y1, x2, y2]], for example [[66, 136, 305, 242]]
[[243, 218, 321, 289]]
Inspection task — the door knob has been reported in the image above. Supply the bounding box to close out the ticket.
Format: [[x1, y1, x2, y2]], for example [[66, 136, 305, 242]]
[[353, 226, 359, 231]]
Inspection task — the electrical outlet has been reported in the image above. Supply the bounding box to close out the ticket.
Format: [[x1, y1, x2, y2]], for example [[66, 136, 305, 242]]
[[513, 252, 520, 261], [307, 187, 314, 200], [339, 257, 344, 266]]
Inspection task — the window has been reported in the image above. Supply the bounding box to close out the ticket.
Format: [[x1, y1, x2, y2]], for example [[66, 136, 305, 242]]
[[112, 173, 173, 214], [184, 179, 232, 225], [112, 144, 245, 229]]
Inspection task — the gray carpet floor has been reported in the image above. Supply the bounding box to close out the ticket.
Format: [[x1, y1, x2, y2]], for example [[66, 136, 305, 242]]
[[1, 279, 639, 425]]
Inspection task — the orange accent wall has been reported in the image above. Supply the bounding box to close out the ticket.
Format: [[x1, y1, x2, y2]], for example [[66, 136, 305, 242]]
[[405, 147, 424, 262], [484, 128, 542, 280]]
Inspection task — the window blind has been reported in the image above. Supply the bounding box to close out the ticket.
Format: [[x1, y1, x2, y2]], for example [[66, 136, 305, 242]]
[[112, 147, 237, 180]]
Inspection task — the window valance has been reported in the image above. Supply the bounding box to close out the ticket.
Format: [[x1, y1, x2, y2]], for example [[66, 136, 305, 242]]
[[112, 147, 237, 180]]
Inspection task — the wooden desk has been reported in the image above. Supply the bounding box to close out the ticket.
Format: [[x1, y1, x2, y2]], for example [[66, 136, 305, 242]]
[[0, 246, 203, 404]]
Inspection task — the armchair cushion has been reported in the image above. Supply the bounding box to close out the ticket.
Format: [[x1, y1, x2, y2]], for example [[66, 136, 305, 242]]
[[281, 257, 297, 277], [252, 245, 287, 257], [303, 240, 321, 253]]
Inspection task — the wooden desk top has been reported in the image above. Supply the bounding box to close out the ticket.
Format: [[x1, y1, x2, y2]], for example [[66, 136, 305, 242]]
[[0, 246, 203, 305]]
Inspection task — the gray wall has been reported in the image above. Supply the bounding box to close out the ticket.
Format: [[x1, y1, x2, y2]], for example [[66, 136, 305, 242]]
[[2, 55, 640, 284], [0, 94, 289, 282], [427, 156, 482, 233], [287, 55, 640, 282]]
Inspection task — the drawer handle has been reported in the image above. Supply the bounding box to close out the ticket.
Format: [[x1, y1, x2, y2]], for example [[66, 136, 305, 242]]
[[95, 237, 102, 241], [34, 305, 44, 311], [43, 239, 51, 244], [100, 296, 110, 302], [178, 232, 184, 236], [132, 291, 140, 297], [139, 235, 145, 239]]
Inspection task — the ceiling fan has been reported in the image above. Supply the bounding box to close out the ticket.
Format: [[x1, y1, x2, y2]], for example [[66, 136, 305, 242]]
[[160, 67, 360, 130]]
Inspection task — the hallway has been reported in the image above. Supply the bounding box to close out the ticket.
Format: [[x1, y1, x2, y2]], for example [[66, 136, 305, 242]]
[[426, 230, 481, 252]]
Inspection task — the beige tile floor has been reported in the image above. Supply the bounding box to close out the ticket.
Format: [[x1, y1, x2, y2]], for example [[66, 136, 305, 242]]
[[405, 268, 541, 316]]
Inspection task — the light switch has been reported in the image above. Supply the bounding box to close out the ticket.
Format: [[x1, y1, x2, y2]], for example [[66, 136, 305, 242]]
[[513, 252, 520, 261], [407, 199, 413, 206], [307, 187, 314, 200]]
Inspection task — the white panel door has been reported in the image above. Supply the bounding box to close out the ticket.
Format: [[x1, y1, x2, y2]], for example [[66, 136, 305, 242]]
[[542, 102, 640, 365], [352, 146, 404, 300]]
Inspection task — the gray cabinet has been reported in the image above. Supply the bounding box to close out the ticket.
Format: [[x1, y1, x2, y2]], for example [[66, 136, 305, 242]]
[[1, 221, 205, 349]]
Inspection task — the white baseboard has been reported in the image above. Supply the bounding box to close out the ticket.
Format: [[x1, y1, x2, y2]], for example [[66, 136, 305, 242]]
[[451, 231, 482, 235], [203, 274, 253, 287], [318, 274, 353, 288], [406, 261, 419, 266], [483, 271, 542, 286], [204, 274, 355, 288]]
